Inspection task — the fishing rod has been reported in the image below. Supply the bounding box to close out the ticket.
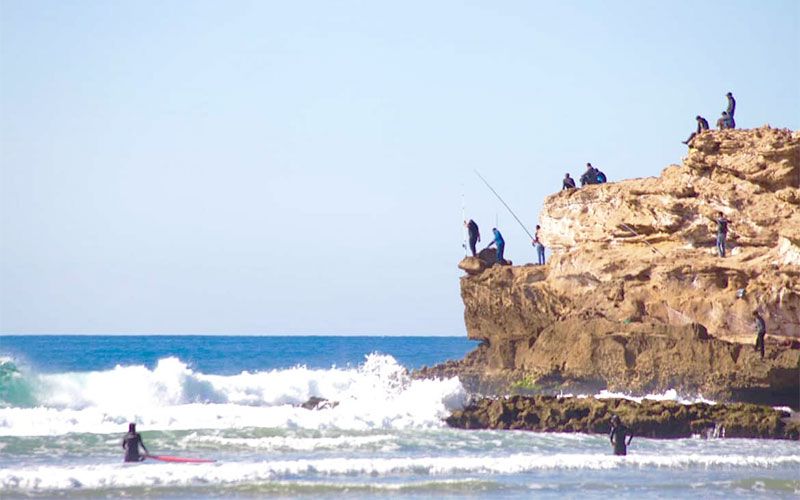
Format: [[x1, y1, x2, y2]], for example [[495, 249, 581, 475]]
[[619, 222, 666, 258], [474, 170, 534, 240]]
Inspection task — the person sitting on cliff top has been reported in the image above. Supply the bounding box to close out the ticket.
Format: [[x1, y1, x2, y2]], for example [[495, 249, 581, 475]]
[[562, 173, 576, 190], [716, 111, 734, 130], [485, 227, 506, 265], [753, 311, 766, 359], [580, 163, 597, 187], [683, 115, 709, 145], [609, 415, 633, 456]]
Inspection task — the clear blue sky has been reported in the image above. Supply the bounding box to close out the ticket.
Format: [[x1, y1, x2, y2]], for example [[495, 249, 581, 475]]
[[1, 0, 798, 335]]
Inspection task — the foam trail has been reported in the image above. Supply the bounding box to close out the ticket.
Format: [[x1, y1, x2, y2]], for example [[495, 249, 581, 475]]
[[2, 453, 799, 492]]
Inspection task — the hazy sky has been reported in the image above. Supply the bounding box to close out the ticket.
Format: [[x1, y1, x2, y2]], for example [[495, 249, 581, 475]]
[[1, 0, 799, 335]]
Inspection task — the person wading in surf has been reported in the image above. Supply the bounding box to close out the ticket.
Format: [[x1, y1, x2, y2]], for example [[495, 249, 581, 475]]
[[609, 415, 633, 456], [122, 423, 149, 462]]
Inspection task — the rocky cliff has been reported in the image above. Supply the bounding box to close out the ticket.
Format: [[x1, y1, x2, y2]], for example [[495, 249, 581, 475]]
[[421, 127, 800, 408]]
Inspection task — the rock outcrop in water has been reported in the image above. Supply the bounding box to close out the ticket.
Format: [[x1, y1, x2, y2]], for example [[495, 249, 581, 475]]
[[445, 395, 800, 440], [421, 127, 800, 408]]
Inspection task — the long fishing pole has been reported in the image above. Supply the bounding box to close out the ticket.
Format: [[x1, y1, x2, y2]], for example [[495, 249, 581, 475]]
[[474, 170, 534, 240], [619, 222, 666, 258]]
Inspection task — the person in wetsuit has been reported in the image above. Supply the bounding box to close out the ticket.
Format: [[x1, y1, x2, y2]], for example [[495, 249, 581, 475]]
[[609, 415, 633, 456], [753, 310, 766, 359], [122, 423, 149, 462], [465, 219, 481, 257]]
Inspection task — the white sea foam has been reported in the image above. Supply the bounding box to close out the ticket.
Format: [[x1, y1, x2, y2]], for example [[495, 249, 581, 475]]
[[0, 354, 467, 436], [2, 453, 799, 492], [570, 389, 717, 405]]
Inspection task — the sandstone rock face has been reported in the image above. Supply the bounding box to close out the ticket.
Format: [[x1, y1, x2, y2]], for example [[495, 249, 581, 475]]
[[445, 127, 800, 407]]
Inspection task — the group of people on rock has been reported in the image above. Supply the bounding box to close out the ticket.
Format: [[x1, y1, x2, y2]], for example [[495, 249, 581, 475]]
[[464, 219, 546, 267], [683, 92, 736, 145], [561, 163, 607, 191]]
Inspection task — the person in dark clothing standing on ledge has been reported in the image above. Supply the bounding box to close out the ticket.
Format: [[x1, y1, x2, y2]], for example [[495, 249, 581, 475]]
[[715, 212, 730, 257], [753, 311, 766, 359], [609, 415, 633, 456], [683, 115, 709, 145], [486, 227, 506, 265], [726, 92, 736, 120], [562, 173, 576, 190], [122, 423, 149, 462], [465, 219, 480, 257]]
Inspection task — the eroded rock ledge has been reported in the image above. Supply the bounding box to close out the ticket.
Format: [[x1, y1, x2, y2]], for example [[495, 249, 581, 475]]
[[446, 395, 800, 440], [421, 127, 800, 408]]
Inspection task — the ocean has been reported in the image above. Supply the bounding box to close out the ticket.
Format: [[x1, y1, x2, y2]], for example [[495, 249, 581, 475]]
[[0, 335, 797, 498]]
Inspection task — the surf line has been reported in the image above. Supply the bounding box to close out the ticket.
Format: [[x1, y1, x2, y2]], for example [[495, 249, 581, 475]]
[[474, 170, 534, 240]]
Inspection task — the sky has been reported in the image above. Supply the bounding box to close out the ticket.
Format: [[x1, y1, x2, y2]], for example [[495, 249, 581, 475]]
[[1, 0, 799, 335]]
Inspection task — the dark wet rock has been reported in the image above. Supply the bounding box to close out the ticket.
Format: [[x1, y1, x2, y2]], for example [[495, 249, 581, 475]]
[[445, 395, 800, 440]]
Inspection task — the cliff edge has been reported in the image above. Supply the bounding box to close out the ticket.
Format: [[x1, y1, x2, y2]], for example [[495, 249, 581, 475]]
[[422, 127, 800, 407]]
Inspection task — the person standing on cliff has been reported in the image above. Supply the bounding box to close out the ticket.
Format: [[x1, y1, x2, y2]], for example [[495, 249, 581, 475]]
[[562, 173, 576, 190], [465, 219, 480, 257], [486, 227, 506, 265], [683, 115, 709, 145], [715, 212, 730, 257], [609, 415, 633, 456], [726, 92, 736, 120], [753, 311, 766, 359], [532, 225, 545, 265]]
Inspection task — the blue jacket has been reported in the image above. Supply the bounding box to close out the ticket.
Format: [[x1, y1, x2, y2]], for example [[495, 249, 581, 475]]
[[493, 229, 505, 247]]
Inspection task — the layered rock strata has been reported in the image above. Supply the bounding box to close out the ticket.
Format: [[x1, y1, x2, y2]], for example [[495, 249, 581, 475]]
[[424, 127, 800, 408]]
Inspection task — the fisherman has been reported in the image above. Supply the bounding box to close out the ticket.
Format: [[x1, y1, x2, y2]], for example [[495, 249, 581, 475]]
[[683, 115, 710, 145], [486, 227, 506, 265], [609, 415, 633, 456], [122, 422, 149, 462], [465, 219, 481, 257], [726, 92, 736, 119], [715, 212, 730, 257], [716, 111, 733, 130], [532, 225, 545, 265], [580, 163, 597, 187], [753, 311, 766, 359], [562, 173, 576, 190]]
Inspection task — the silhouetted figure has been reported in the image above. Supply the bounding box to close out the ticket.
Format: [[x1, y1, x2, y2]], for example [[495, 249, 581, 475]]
[[562, 173, 576, 190], [580, 163, 597, 187], [609, 415, 633, 456], [532, 225, 545, 265], [465, 219, 480, 257], [486, 227, 506, 265], [726, 92, 736, 119], [122, 423, 149, 462], [715, 212, 730, 257], [595, 169, 607, 183], [683, 115, 709, 145], [753, 311, 766, 359]]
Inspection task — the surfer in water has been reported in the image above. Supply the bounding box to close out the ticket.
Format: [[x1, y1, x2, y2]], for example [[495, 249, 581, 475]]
[[122, 423, 149, 462], [609, 415, 633, 456]]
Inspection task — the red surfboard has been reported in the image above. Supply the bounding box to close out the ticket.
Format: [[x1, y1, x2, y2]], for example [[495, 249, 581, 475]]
[[146, 454, 215, 463]]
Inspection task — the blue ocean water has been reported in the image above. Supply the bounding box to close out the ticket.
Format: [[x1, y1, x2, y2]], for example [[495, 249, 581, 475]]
[[0, 335, 798, 499]]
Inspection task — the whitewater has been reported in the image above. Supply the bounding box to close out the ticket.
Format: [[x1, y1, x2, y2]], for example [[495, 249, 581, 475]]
[[1, 335, 798, 498]]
